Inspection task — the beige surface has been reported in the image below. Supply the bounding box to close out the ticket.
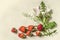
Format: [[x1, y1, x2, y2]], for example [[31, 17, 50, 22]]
[[0, 0, 60, 40]]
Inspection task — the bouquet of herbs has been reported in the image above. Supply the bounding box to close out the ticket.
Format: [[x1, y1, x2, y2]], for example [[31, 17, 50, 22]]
[[23, 1, 57, 36], [11, 1, 57, 39]]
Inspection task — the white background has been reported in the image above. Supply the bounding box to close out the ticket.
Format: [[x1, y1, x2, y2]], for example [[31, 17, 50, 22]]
[[0, 0, 60, 40]]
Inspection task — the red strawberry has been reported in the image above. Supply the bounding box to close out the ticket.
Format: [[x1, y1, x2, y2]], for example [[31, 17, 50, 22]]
[[37, 24, 43, 31], [36, 31, 40, 36], [28, 25, 34, 31], [11, 28, 17, 33], [19, 26, 26, 33], [26, 31, 31, 36], [18, 33, 26, 38]]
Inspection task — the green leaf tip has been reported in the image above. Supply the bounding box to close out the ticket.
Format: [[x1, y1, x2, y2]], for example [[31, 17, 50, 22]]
[[40, 1, 46, 12]]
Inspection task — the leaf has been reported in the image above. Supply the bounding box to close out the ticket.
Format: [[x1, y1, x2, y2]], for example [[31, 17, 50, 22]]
[[39, 12, 43, 19], [45, 21, 57, 29], [42, 10, 53, 23], [48, 30, 57, 36], [23, 13, 32, 17], [40, 1, 46, 12], [33, 16, 42, 23], [48, 21, 56, 29], [46, 9, 53, 17], [48, 10, 53, 14], [23, 13, 35, 21], [42, 30, 57, 36]]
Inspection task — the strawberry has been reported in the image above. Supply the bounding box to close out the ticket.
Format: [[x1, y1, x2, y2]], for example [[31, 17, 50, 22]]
[[11, 28, 17, 33], [37, 24, 43, 31], [26, 31, 34, 37], [26, 31, 31, 36], [19, 26, 26, 33], [18, 33, 26, 38], [28, 25, 34, 31], [36, 31, 40, 36]]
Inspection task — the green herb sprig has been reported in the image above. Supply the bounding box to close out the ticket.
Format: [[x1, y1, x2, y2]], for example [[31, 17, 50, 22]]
[[23, 1, 57, 36]]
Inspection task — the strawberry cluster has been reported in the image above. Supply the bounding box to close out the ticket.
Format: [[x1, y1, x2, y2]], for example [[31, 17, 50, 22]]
[[11, 24, 43, 38]]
